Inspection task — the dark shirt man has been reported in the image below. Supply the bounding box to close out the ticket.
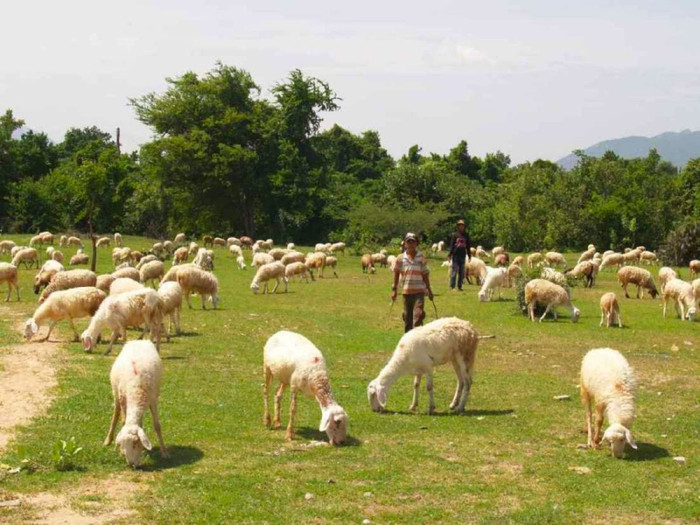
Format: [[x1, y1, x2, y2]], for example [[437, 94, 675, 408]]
[[448, 219, 471, 290]]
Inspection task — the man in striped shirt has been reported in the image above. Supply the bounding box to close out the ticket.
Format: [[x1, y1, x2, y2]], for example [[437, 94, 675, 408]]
[[391, 232, 434, 332]]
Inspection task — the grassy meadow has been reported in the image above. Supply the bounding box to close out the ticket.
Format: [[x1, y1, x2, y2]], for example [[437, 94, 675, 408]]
[[0, 236, 698, 524]]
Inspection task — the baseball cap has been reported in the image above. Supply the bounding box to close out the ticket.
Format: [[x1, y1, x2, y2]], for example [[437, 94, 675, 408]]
[[404, 232, 418, 242], [456, 219, 465, 225]]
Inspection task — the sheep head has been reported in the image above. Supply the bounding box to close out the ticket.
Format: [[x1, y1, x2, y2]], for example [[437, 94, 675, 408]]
[[686, 307, 697, 321], [115, 424, 152, 467], [571, 307, 581, 323], [367, 380, 387, 412], [24, 319, 39, 340], [602, 423, 637, 458], [81, 331, 95, 352], [250, 282, 260, 294], [320, 405, 348, 446]]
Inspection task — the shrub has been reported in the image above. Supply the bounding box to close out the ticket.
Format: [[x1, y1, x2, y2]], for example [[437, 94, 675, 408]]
[[658, 220, 700, 266]]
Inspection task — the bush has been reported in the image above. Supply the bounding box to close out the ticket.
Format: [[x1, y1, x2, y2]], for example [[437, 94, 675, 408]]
[[658, 220, 700, 266]]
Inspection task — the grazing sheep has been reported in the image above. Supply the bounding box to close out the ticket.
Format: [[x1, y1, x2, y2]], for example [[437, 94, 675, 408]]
[[600, 253, 624, 271], [104, 340, 168, 467], [240, 235, 253, 247], [662, 278, 697, 321], [286, 242, 295, 251], [511, 255, 524, 267], [540, 267, 568, 288], [465, 257, 487, 285], [580, 348, 637, 458], [314, 242, 327, 253], [253, 252, 275, 268], [263, 331, 348, 444], [361, 254, 376, 274], [172, 246, 188, 265], [40, 269, 97, 303], [690, 260, 700, 279], [0, 263, 20, 301], [227, 237, 241, 247], [506, 262, 523, 288], [494, 253, 509, 267], [129, 251, 144, 264], [157, 281, 182, 341], [0, 240, 17, 255], [306, 252, 327, 278], [69, 250, 89, 266], [284, 261, 314, 283], [188, 242, 200, 257], [135, 254, 159, 270], [387, 255, 397, 272], [112, 266, 141, 282], [491, 246, 504, 256], [566, 261, 596, 288], [81, 288, 163, 354], [11, 247, 39, 269], [639, 251, 657, 265], [50, 249, 64, 263], [193, 248, 214, 271], [367, 317, 478, 414], [160, 263, 196, 284], [236, 255, 246, 270], [112, 247, 132, 267], [524, 279, 580, 323], [29, 234, 43, 247], [329, 242, 346, 256], [478, 267, 507, 302], [325, 256, 339, 278], [96, 236, 111, 248], [251, 261, 287, 294], [139, 260, 165, 288], [371, 252, 388, 268], [114, 232, 122, 246], [110, 277, 145, 296], [599, 292, 622, 328], [658, 267, 678, 294], [577, 246, 596, 264], [173, 232, 186, 246], [617, 267, 658, 299], [268, 248, 287, 260], [24, 287, 106, 342], [67, 236, 82, 248], [96, 274, 116, 294], [202, 235, 213, 247], [33, 260, 65, 294], [527, 252, 543, 268], [213, 237, 226, 248], [39, 232, 54, 245], [281, 251, 305, 266], [437, 240, 445, 252], [177, 265, 220, 309], [475, 246, 489, 259], [59, 235, 68, 247], [162, 240, 173, 254], [544, 251, 566, 267], [228, 244, 243, 257], [431, 243, 438, 253], [622, 247, 643, 265]]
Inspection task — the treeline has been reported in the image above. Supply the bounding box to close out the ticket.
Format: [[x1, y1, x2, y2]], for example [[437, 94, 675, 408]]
[[1, 63, 698, 256]]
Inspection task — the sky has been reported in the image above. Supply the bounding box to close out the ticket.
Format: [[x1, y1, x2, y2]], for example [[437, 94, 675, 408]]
[[2, 0, 700, 164]]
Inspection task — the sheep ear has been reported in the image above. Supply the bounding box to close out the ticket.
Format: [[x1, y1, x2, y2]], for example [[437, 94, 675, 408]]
[[319, 409, 332, 432], [377, 388, 387, 408], [137, 428, 153, 450], [625, 429, 637, 450]]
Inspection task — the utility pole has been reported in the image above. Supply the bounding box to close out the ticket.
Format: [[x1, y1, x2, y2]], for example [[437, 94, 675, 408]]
[[116, 127, 121, 155]]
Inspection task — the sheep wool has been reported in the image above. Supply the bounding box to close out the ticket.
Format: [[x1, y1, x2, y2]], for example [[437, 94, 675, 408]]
[[658, 267, 677, 294], [253, 252, 274, 268], [33, 260, 65, 294], [139, 260, 165, 288], [478, 267, 506, 302], [690, 260, 700, 279], [599, 292, 622, 328], [40, 269, 97, 303], [250, 261, 287, 294], [662, 278, 697, 321], [96, 274, 116, 294], [112, 267, 141, 282], [110, 277, 145, 296], [0, 263, 20, 302], [11, 247, 40, 269], [177, 266, 220, 309], [157, 281, 182, 341]]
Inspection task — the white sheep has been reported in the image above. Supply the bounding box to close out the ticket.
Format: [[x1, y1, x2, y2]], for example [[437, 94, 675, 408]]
[[104, 340, 168, 467], [690, 260, 700, 279], [280, 251, 305, 266], [227, 237, 241, 247], [617, 267, 658, 299], [540, 267, 568, 288], [114, 232, 122, 247], [693, 279, 700, 309], [599, 292, 622, 328], [29, 234, 43, 247], [580, 348, 637, 458], [160, 263, 196, 284], [639, 250, 657, 265], [172, 247, 188, 265], [284, 261, 314, 283], [305, 252, 327, 278], [193, 248, 214, 271], [544, 251, 566, 267], [228, 244, 243, 257], [329, 242, 346, 256], [0, 239, 17, 254], [139, 260, 165, 288], [251, 261, 287, 294], [658, 267, 677, 294], [176, 265, 220, 309], [67, 236, 82, 248], [96, 274, 116, 294], [478, 267, 506, 302], [135, 254, 159, 269], [188, 241, 200, 256], [662, 278, 697, 321], [110, 277, 145, 296], [40, 269, 97, 303], [173, 232, 186, 246], [157, 281, 182, 341], [253, 252, 274, 268], [0, 263, 20, 302], [368, 317, 479, 414], [69, 250, 89, 266], [268, 248, 287, 260], [33, 260, 64, 294], [236, 255, 246, 270], [213, 237, 226, 248], [11, 247, 39, 269], [324, 256, 339, 278], [387, 255, 397, 272], [263, 331, 348, 445], [112, 266, 141, 282], [524, 279, 580, 323], [577, 246, 596, 264], [112, 247, 132, 267], [566, 261, 596, 288], [96, 236, 111, 248], [286, 242, 295, 251], [600, 253, 624, 271], [24, 287, 106, 342]]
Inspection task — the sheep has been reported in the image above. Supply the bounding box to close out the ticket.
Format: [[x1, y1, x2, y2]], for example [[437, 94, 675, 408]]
[[544, 251, 566, 267], [172, 246, 188, 265], [465, 257, 488, 285], [40, 269, 97, 303], [325, 256, 339, 278], [437, 240, 445, 252], [662, 278, 697, 321], [566, 260, 596, 288], [24, 287, 106, 342], [689, 260, 700, 279], [157, 281, 182, 341], [11, 247, 39, 269], [600, 253, 624, 271], [112, 266, 141, 282], [114, 232, 122, 246], [104, 340, 168, 467], [135, 254, 158, 270], [506, 262, 523, 288], [228, 244, 243, 257], [286, 242, 295, 251], [370, 252, 387, 268], [511, 255, 524, 267], [361, 254, 376, 274], [202, 235, 213, 247], [306, 252, 327, 278], [227, 237, 241, 247], [67, 236, 82, 248], [173, 232, 186, 246], [160, 263, 196, 284], [236, 255, 246, 270], [0, 240, 17, 254], [540, 267, 567, 288], [162, 240, 174, 254], [431, 243, 438, 253], [268, 248, 287, 260], [579, 348, 637, 458], [129, 251, 144, 264], [599, 292, 623, 328], [10, 245, 25, 258], [494, 253, 509, 267], [617, 266, 658, 299], [33, 260, 65, 294], [527, 252, 543, 268], [658, 267, 678, 294], [29, 234, 43, 247], [112, 247, 131, 267], [368, 317, 478, 414], [81, 288, 163, 354], [253, 252, 274, 268], [281, 251, 304, 266], [387, 255, 398, 272], [139, 260, 165, 288], [0, 263, 20, 302], [263, 331, 348, 444], [251, 261, 287, 294], [639, 251, 657, 265], [213, 237, 226, 248], [314, 242, 327, 253], [177, 265, 220, 309], [329, 242, 346, 256], [110, 277, 145, 296], [491, 246, 504, 256], [284, 261, 314, 283], [192, 248, 214, 271], [96, 274, 116, 294], [524, 279, 580, 323], [240, 235, 253, 247], [259, 239, 273, 250], [475, 246, 490, 259], [59, 235, 68, 247], [188, 242, 200, 256], [622, 247, 643, 265], [478, 267, 507, 302], [96, 236, 111, 248], [69, 250, 89, 266]]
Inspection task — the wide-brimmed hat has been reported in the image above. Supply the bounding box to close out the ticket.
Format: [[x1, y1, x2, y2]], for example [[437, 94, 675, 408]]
[[456, 219, 466, 226], [404, 232, 418, 242]]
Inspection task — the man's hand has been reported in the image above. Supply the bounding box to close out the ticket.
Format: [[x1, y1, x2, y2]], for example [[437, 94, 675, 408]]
[[427, 288, 434, 301], [391, 290, 397, 302]]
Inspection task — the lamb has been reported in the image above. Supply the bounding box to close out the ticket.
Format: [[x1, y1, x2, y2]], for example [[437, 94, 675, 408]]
[[253, 252, 274, 268], [157, 281, 182, 341], [67, 236, 83, 248], [24, 287, 106, 342], [617, 266, 658, 299], [524, 279, 580, 323], [494, 253, 509, 267], [284, 261, 314, 283], [478, 267, 506, 302], [577, 246, 596, 264], [51, 249, 64, 263], [658, 267, 678, 294], [96, 236, 111, 248], [325, 256, 339, 278], [96, 274, 116, 294], [306, 252, 327, 278], [281, 251, 305, 266], [110, 277, 145, 296], [188, 242, 200, 256], [176, 265, 220, 309], [104, 340, 168, 467], [33, 260, 65, 294], [213, 237, 226, 247], [361, 254, 376, 274], [286, 242, 295, 251], [172, 246, 188, 265], [662, 278, 697, 321], [112, 247, 132, 267], [491, 246, 504, 256], [129, 250, 144, 264], [639, 251, 657, 265], [251, 261, 287, 294], [11, 247, 39, 269], [81, 288, 163, 354], [511, 255, 524, 267], [139, 260, 165, 288], [527, 252, 543, 268], [112, 266, 141, 282], [135, 254, 159, 269], [475, 246, 489, 259], [0, 240, 16, 254], [506, 262, 523, 287], [114, 232, 122, 246], [227, 237, 241, 247], [329, 242, 346, 256], [202, 235, 213, 247], [368, 317, 479, 414], [579, 348, 637, 458], [599, 292, 622, 328], [162, 240, 173, 253], [600, 253, 624, 271], [40, 232, 54, 245], [689, 260, 700, 279], [236, 255, 246, 270], [263, 331, 348, 445], [173, 232, 186, 246], [228, 244, 243, 257], [544, 251, 566, 267], [622, 247, 643, 265], [0, 263, 20, 302], [437, 240, 445, 252], [40, 269, 97, 303], [69, 249, 89, 266], [29, 234, 43, 247]]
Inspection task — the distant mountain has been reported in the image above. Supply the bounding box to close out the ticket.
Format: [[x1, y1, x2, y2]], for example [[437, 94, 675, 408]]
[[557, 129, 700, 170]]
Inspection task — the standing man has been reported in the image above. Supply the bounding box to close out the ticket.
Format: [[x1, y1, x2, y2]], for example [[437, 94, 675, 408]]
[[448, 219, 472, 291], [391, 232, 433, 333]]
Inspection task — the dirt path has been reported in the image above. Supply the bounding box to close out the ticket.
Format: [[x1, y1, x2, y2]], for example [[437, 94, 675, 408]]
[[0, 304, 142, 524]]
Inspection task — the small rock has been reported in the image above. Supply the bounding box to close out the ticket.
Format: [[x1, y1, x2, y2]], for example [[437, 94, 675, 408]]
[[304, 493, 314, 501], [661, 434, 667, 438], [673, 456, 687, 466], [553, 395, 571, 401], [568, 466, 592, 475], [657, 392, 663, 396], [364, 491, 373, 498]]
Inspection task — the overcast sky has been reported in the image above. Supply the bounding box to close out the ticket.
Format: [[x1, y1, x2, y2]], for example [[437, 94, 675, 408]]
[[2, 0, 700, 164]]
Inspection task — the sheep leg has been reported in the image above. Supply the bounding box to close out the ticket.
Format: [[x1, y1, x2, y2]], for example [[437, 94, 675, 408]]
[[593, 404, 605, 448], [201, 293, 206, 310], [283, 277, 288, 293], [426, 372, 435, 415], [273, 383, 286, 428], [104, 330, 120, 356], [616, 310, 623, 328], [39, 321, 58, 342], [185, 292, 193, 309], [270, 279, 280, 294], [263, 368, 273, 427], [539, 305, 552, 322], [409, 375, 421, 412], [663, 298, 668, 318], [4, 284, 10, 302], [527, 302, 535, 322], [450, 359, 467, 411], [150, 401, 168, 458], [457, 359, 473, 413], [580, 387, 593, 448], [68, 318, 80, 342], [285, 387, 298, 441], [599, 310, 605, 327], [104, 394, 121, 446], [622, 283, 629, 298], [636, 285, 641, 299]]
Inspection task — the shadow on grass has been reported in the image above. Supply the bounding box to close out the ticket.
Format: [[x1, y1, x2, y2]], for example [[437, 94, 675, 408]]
[[380, 408, 514, 417], [627, 442, 670, 462], [142, 445, 204, 471], [161, 355, 186, 360], [296, 427, 362, 447], [177, 331, 202, 337]]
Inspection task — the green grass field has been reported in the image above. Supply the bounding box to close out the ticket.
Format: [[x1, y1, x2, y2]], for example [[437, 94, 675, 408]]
[[0, 236, 698, 523]]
